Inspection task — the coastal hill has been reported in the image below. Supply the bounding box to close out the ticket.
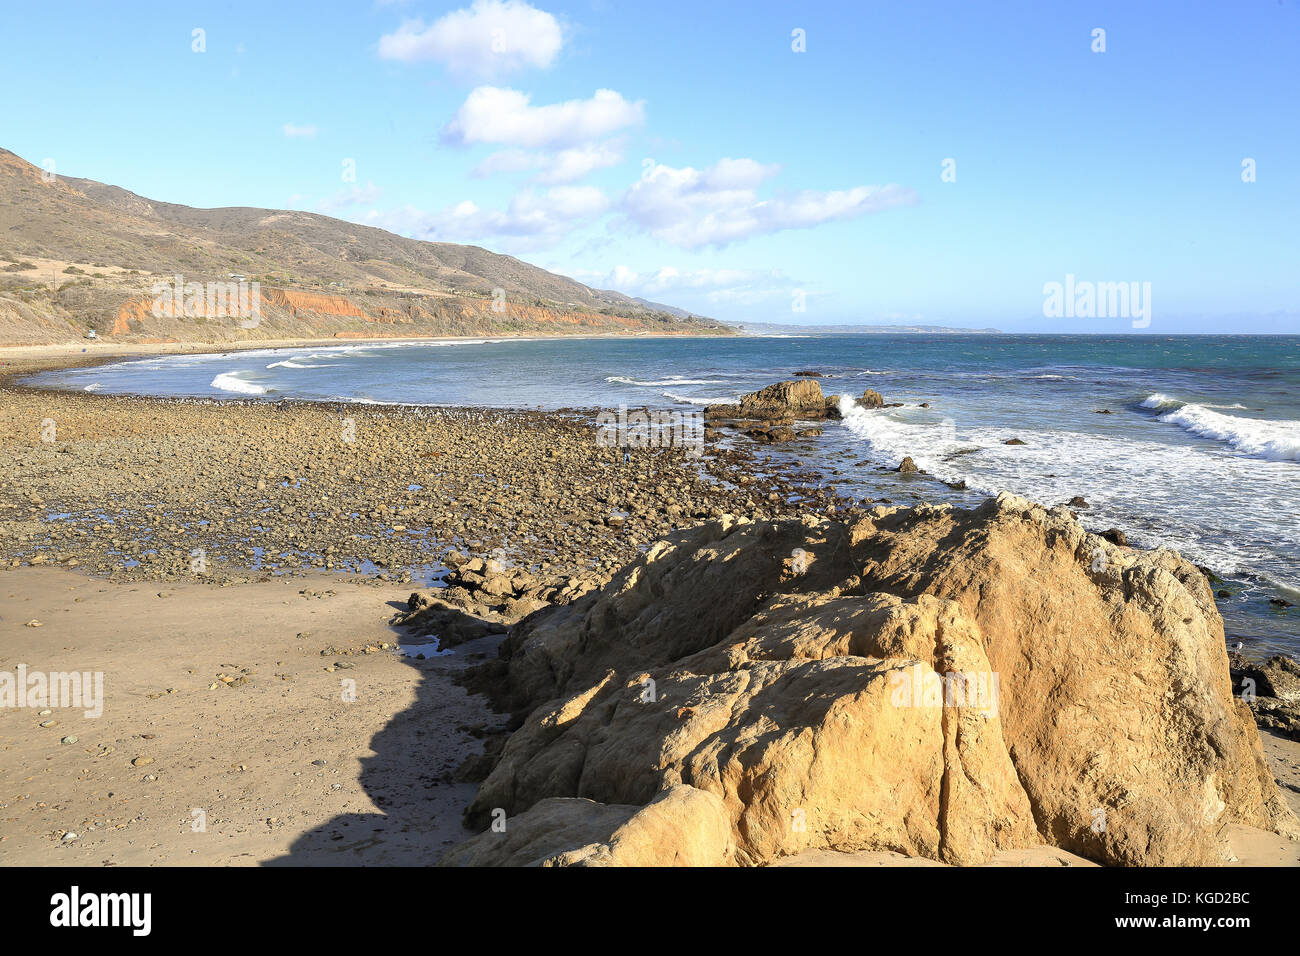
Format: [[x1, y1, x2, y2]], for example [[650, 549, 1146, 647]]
[[0, 147, 726, 346]]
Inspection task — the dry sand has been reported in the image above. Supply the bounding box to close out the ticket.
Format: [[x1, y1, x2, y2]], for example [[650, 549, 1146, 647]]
[[0, 566, 498, 865]]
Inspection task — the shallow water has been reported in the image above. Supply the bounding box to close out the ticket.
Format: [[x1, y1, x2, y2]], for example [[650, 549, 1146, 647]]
[[27, 333, 1300, 655]]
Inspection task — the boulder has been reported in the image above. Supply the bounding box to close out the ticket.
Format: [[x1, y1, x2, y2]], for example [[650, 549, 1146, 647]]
[[1228, 653, 1300, 741], [860, 389, 884, 408], [741, 378, 825, 413], [745, 425, 797, 443], [442, 785, 733, 867], [898, 456, 919, 473], [705, 379, 836, 424], [1232, 654, 1300, 702], [447, 495, 1298, 866]]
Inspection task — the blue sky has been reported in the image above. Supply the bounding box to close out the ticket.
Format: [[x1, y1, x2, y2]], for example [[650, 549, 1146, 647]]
[[2, 0, 1297, 332]]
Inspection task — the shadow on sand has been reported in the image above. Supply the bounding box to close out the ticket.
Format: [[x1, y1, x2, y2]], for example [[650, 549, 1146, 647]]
[[265, 605, 505, 866]]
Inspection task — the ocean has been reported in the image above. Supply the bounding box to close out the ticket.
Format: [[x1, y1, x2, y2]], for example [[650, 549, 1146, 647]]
[[26, 333, 1300, 655]]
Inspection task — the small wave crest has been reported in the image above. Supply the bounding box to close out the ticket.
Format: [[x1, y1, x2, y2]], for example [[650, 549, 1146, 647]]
[[211, 372, 268, 395], [1140, 392, 1182, 410], [1158, 405, 1300, 461], [607, 375, 726, 387], [267, 359, 342, 369]]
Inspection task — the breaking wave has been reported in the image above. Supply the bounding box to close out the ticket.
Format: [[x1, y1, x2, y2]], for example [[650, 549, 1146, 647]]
[[1158, 405, 1300, 462], [606, 375, 726, 386], [210, 372, 268, 395]]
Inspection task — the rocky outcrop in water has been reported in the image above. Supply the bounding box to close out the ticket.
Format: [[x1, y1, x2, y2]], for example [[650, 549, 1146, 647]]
[[704, 379, 858, 443], [444, 493, 1299, 866]]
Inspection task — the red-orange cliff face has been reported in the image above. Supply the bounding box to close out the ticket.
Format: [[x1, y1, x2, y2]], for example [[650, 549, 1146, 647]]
[[111, 298, 152, 335], [260, 288, 366, 319], [89, 284, 709, 345]]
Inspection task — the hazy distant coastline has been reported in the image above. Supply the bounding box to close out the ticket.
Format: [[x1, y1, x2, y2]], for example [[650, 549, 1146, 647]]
[[731, 321, 1003, 335]]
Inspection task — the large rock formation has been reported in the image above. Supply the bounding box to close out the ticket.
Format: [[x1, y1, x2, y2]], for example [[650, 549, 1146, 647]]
[[444, 494, 1299, 866], [705, 379, 843, 426]]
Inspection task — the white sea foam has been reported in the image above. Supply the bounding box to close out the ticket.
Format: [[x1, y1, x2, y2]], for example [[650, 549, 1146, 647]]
[[1140, 392, 1181, 410], [836, 395, 972, 477], [833, 398, 1300, 591], [606, 376, 726, 386], [1158, 405, 1300, 461], [210, 372, 268, 395], [267, 359, 342, 369]]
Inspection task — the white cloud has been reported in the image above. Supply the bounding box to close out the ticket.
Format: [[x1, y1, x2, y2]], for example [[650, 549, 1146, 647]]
[[316, 182, 384, 213], [473, 140, 625, 184], [581, 265, 799, 305], [282, 123, 318, 138], [443, 87, 644, 149], [364, 185, 607, 247], [377, 0, 562, 78], [621, 159, 917, 248]]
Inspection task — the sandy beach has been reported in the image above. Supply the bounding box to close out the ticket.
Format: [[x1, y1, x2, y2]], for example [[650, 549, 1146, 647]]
[[2, 342, 1298, 867]]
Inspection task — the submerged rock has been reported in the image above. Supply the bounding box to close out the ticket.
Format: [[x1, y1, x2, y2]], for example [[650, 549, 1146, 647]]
[[443, 494, 1298, 866]]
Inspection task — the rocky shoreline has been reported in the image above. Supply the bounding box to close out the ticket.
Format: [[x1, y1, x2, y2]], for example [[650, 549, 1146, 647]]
[[0, 361, 853, 619], [3, 352, 1298, 867]]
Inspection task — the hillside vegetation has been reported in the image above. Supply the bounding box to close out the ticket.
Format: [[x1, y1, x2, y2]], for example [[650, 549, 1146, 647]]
[[0, 148, 727, 346]]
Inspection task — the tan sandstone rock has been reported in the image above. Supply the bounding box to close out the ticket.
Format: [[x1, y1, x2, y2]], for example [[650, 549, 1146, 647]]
[[443, 785, 734, 866], [443, 494, 1299, 867]]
